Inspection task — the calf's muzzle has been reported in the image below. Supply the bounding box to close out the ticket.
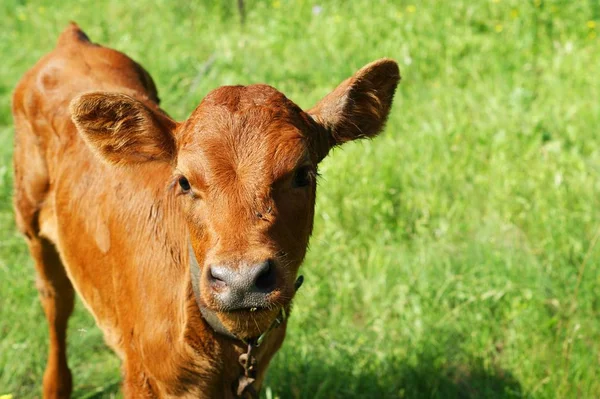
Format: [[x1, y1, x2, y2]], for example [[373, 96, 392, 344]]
[[208, 260, 278, 311]]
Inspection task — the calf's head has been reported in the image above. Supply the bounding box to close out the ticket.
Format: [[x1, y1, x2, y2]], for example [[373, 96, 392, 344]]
[[71, 59, 400, 338]]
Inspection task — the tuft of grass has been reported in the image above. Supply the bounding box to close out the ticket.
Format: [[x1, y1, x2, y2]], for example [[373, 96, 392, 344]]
[[1, 0, 599, 398]]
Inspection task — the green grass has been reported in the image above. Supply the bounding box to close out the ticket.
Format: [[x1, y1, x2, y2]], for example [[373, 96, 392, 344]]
[[1, 0, 599, 397]]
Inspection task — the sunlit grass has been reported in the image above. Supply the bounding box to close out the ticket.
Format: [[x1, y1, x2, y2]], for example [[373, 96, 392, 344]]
[[0, 0, 599, 398]]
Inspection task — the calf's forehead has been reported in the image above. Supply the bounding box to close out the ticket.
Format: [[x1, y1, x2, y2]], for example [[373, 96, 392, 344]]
[[176, 85, 312, 187], [202, 84, 297, 111]]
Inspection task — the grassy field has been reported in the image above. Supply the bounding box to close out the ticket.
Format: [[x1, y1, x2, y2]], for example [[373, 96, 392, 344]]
[[1, 0, 599, 397]]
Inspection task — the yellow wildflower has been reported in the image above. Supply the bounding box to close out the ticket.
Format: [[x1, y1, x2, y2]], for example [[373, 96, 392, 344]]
[[587, 21, 596, 29], [495, 24, 503, 33], [272, 0, 281, 9], [406, 5, 416, 13], [510, 9, 519, 19]]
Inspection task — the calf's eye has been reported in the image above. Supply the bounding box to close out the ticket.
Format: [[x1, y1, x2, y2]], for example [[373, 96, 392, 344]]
[[292, 166, 312, 188], [178, 176, 191, 192]]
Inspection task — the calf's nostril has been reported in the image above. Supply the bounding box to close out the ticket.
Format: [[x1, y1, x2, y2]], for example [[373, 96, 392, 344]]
[[208, 265, 228, 287], [254, 260, 276, 291]]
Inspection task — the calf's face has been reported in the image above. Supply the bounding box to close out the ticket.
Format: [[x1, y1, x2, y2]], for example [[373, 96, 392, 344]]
[[71, 59, 400, 338]]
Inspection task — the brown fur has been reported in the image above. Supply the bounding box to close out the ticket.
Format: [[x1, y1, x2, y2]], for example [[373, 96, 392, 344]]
[[12, 22, 400, 398]]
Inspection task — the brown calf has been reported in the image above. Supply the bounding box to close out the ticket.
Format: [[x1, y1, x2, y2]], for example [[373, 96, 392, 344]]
[[12, 23, 400, 398]]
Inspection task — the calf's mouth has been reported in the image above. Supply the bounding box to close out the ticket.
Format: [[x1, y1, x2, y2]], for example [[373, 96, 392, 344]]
[[189, 244, 303, 339]]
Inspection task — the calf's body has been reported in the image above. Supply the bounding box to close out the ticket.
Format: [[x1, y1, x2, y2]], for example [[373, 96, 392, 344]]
[[12, 23, 399, 398]]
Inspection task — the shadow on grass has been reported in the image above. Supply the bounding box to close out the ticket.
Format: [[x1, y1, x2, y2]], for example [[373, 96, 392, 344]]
[[266, 349, 525, 399]]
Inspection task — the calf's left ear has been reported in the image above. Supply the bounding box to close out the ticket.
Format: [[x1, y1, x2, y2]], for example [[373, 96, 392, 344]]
[[308, 58, 400, 162], [70, 92, 177, 166]]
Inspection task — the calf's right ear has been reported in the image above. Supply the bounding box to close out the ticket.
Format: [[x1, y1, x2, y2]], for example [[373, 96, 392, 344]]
[[308, 58, 400, 163], [70, 92, 177, 166]]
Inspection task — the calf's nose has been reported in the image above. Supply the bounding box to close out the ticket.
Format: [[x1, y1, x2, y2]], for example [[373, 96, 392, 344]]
[[208, 260, 277, 310]]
